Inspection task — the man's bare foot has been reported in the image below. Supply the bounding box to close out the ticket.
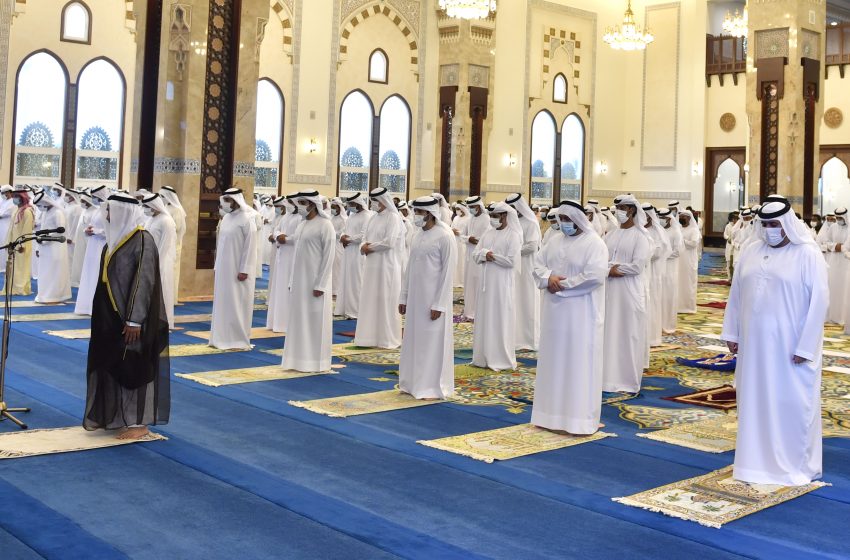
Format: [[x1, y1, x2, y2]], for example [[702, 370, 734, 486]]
[[117, 426, 150, 440]]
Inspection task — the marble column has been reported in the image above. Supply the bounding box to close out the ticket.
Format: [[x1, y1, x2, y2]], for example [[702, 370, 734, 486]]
[[0, 0, 13, 172], [746, 0, 825, 215]]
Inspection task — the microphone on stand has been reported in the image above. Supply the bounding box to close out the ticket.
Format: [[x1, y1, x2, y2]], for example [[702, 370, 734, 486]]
[[36, 235, 66, 243], [34, 226, 65, 236]]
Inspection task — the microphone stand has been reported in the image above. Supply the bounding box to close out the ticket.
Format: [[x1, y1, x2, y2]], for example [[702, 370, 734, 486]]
[[0, 232, 40, 429]]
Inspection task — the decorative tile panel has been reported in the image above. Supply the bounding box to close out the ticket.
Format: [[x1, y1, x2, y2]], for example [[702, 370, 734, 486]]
[[755, 28, 789, 60]]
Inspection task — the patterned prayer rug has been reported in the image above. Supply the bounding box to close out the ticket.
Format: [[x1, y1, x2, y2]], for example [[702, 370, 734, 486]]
[[176, 366, 334, 387], [613, 465, 828, 528], [636, 413, 738, 453], [44, 329, 91, 339], [616, 404, 727, 430], [169, 344, 250, 357], [183, 327, 283, 341], [450, 365, 535, 414], [12, 312, 84, 322], [288, 390, 441, 417], [0, 427, 167, 460], [698, 301, 727, 310], [662, 385, 737, 410], [418, 424, 615, 463]]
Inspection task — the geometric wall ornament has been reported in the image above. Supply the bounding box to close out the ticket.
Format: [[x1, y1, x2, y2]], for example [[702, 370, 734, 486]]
[[720, 112, 736, 132], [754, 28, 789, 60], [824, 107, 843, 129]]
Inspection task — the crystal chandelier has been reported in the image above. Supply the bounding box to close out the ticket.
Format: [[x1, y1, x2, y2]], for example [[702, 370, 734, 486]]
[[722, 8, 748, 38], [603, 0, 654, 51], [439, 0, 496, 21]]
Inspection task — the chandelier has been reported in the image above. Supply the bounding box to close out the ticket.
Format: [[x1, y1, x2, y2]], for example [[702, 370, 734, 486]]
[[722, 8, 748, 38], [439, 0, 496, 21], [603, 0, 654, 51]]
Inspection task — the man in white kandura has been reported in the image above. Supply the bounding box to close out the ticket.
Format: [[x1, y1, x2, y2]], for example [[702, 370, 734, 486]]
[[75, 185, 110, 316], [722, 200, 828, 486], [329, 197, 347, 297], [353, 187, 405, 349], [818, 207, 848, 324], [531, 201, 608, 435], [33, 191, 72, 304], [471, 202, 522, 371], [335, 193, 372, 319], [209, 188, 257, 350], [70, 191, 96, 288], [266, 196, 302, 333], [460, 196, 491, 320], [281, 191, 335, 373], [142, 193, 177, 328], [542, 208, 560, 246], [0, 185, 14, 265], [398, 196, 457, 400], [506, 193, 541, 351], [61, 188, 82, 266], [602, 195, 651, 394], [658, 208, 682, 334], [643, 204, 672, 347], [160, 186, 187, 299], [451, 203, 469, 288], [677, 209, 701, 314]]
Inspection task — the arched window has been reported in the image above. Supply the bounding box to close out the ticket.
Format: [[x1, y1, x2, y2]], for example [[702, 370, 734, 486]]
[[338, 90, 374, 196], [378, 95, 411, 196], [254, 79, 285, 195], [61, 1, 91, 44], [529, 111, 556, 206], [368, 49, 388, 84], [553, 73, 567, 104], [75, 59, 125, 189], [560, 114, 585, 200], [12, 52, 68, 185], [819, 156, 850, 215]]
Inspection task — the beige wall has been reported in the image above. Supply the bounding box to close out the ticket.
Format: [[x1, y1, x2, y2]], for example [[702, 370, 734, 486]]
[[2, 0, 137, 186]]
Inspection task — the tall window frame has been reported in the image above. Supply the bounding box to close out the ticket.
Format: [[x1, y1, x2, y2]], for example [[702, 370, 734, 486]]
[[368, 48, 389, 84], [559, 113, 585, 201], [529, 110, 557, 207], [61, 1, 92, 45], [553, 73, 568, 104], [377, 94, 411, 197], [337, 89, 375, 198], [254, 78, 285, 195], [528, 110, 587, 205]]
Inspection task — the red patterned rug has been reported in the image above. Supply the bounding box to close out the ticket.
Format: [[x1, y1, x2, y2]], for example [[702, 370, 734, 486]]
[[662, 385, 737, 410], [698, 301, 727, 310]]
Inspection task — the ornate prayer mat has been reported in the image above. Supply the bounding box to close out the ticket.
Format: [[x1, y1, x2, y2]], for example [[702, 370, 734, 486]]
[[176, 366, 334, 387], [289, 390, 441, 417], [169, 343, 249, 357], [0, 426, 167, 460], [613, 465, 827, 528], [263, 344, 392, 360], [183, 327, 283, 341], [637, 413, 738, 453], [650, 344, 683, 353], [4, 300, 69, 308], [662, 385, 737, 410], [697, 301, 727, 310], [13, 312, 85, 322], [418, 424, 615, 463], [450, 364, 535, 413], [44, 329, 91, 339], [616, 404, 726, 430], [174, 314, 213, 324]]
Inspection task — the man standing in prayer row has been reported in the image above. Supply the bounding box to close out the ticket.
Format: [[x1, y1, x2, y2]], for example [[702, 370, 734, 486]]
[[84, 194, 170, 440], [281, 191, 335, 373], [142, 193, 177, 328], [818, 207, 848, 324], [542, 208, 560, 246], [506, 193, 541, 351], [723, 212, 739, 278], [71, 191, 97, 287], [266, 196, 302, 333], [159, 186, 187, 300], [4, 187, 35, 296], [0, 185, 14, 265], [33, 191, 71, 304], [335, 193, 372, 319], [329, 197, 347, 297], [460, 196, 491, 320], [451, 202, 469, 288], [75, 186, 109, 315], [471, 202, 522, 371], [61, 188, 82, 266], [531, 201, 608, 435], [398, 196, 457, 400], [602, 195, 651, 394], [210, 188, 257, 350], [353, 187, 405, 349], [722, 200, 828, 486], [643, 204, 671, 347], [658, 208, 681, 334], [677, 209, 701, 314]]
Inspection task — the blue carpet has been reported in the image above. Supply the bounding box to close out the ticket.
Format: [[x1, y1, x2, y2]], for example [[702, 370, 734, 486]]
[[1, 267, 848, 559]]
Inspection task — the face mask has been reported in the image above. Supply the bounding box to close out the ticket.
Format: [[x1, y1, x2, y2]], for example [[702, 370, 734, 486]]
[[297, 204, 310, 217], [220, 205, 233, 214], [489, 217, 502, 229], [413, 215, 426, 228], [810, 220, 817, 228], [616, 210, 629, 224], [839, 218, 847, 227], [549, 221, 560, 231], [12, 198, 22, 207], [764, 227, 785, 247], [144, 207, 154, 217], [370, 201, 382, 212], [275, 207, 283, 216], [347, 207, 356, 215], [332, 208, 340, 216], [471, 207, 481, 217], [561, 222, 577, 236]]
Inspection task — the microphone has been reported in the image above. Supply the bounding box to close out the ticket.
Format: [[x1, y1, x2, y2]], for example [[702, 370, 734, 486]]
[[34, 226, 65, 236], [37, 235, 66, 243]]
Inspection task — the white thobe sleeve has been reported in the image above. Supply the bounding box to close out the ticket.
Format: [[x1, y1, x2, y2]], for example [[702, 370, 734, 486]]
[[489, 233, 521, 269], [238, 221, 256, 275], [430, 233, 456, 313], [349, 214, 370, 244], [314, 223, 335, 293], [368, 215, 402, 253], [721, 249, 747, 345], [614, 234, 650, 276], [558, 241, 609, 298], [520, 225, 540, 256], [532, 246, 553, 289], [794, 247, 829, 361], [683, 231, 699, 249]]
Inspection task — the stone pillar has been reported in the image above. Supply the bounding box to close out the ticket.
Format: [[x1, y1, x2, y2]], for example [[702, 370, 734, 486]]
[[128, 0, 267, 298], [746, 0, 825, 214], [0, 0, 13, 174]]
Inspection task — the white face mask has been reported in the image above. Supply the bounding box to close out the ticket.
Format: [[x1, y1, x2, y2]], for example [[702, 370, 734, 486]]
[[809, 220, 817, 228], [275, 207, 283, 216], [489, 217, 502, 229], [616, 210, 629, 224], [220, 205, 233, 215], [549, 221, 560, 231], [144, 207, 154, 217], [297, 204, 310, 217], [332, 208, 340, 216], [561, 222, 577, 236], [370, 201, 382, 212], [838, 218, 847, 227], [347, 206, 357, 215], [413, 214, 426, 228], [764, 227, 786, 247]]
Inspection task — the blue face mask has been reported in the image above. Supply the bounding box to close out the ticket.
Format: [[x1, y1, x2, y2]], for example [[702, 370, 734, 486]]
[[549, 221, 560, 231], [561, 222, 577, 236], [764, 227, 785, 246]]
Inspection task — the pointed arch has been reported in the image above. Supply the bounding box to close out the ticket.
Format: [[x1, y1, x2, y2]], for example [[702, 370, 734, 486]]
[[339, 2, 419, 73], [255, 77, 286, 194], [61, 1, 92, 44], [378, 94, 411, 197], [338, 89, 376, 196], [560, 113, 585, 201], [529, 110, 557, 206]]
